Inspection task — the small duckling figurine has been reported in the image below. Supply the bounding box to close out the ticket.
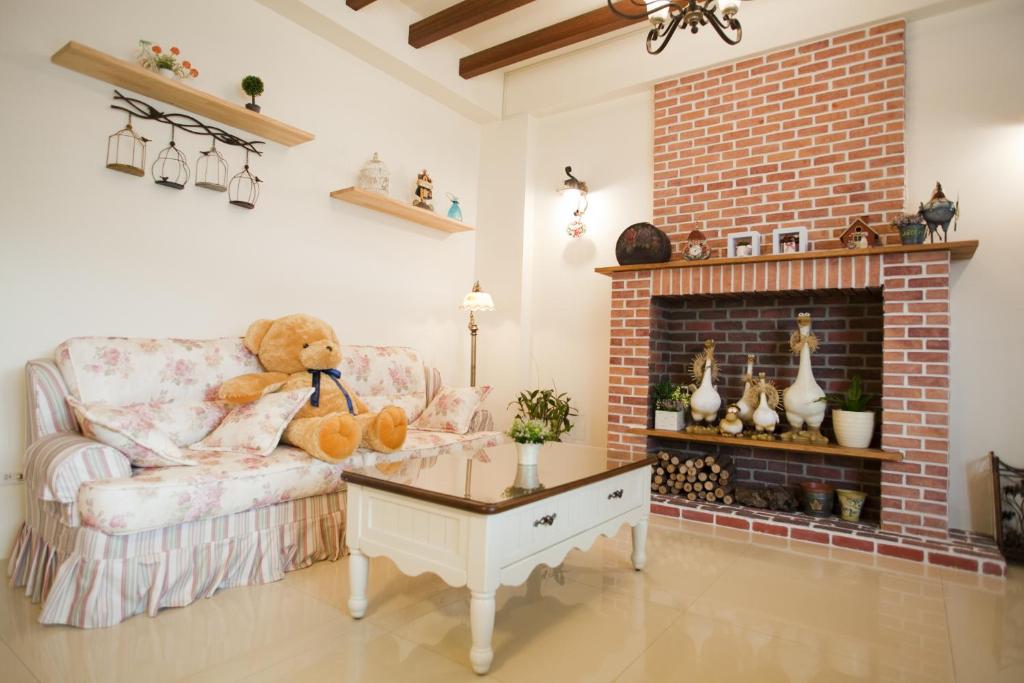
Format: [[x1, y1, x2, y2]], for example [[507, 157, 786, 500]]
[[719, 404, 744, 437]]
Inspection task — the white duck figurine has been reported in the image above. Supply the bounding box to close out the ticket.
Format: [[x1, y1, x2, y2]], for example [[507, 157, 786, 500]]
[[735, 354, 756, 425], [782, 313, 828, 443], [689, 339, 722, 425], [719, 405, 744, 437], [752, 373, 780, 435]]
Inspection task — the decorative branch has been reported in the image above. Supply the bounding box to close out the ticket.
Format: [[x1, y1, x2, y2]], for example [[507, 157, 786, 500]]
[[110, 90, 264, 155]]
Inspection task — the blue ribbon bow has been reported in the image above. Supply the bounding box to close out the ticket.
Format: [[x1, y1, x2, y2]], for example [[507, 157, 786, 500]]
[[307, 368, 355, 414]]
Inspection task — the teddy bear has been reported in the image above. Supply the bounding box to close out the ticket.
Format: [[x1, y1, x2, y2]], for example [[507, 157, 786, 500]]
[[217, 314, 408, 464]]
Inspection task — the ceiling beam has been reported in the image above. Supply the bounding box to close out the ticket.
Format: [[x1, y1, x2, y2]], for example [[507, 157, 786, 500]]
[[410, 0, 536, 49], [459, 1, 646, 79], [346, 0, 377, 9]]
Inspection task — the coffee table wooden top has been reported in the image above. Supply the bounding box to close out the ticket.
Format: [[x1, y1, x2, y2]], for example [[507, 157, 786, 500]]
[[342, 441, 655, 514]]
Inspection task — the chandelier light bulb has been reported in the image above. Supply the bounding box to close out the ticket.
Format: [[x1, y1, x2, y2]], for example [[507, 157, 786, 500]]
[[718, 0, 741, 16]]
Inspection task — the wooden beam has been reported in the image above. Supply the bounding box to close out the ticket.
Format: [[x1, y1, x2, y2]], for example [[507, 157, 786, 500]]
[[410, 0, 535, 49], [346, 0, 377, 9], [459, 0, 645, 78]]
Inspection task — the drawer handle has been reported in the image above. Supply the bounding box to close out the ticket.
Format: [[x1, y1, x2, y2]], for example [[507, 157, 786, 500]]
[[608, 489, 624, 500], [533, 513, 557, 527]]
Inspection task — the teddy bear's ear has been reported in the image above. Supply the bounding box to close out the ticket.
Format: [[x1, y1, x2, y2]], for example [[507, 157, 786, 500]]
[[243, 319, 275, 354]]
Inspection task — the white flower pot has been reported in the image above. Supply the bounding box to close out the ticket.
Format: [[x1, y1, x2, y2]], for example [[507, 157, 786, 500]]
[[158, 67, 176, 79], [832, 409, 875, 448], [515, 442, 542, 467], [654, 409, 686, 431]]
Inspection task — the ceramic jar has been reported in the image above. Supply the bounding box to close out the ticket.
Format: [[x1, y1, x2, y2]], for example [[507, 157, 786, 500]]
[[832, 409, 875, 449], [800, 481, 834, 517], [516, 442, 541, 467], [836, 489, 867, 522]]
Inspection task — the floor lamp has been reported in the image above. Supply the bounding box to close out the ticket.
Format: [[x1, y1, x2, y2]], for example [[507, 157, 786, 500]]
[[460, 281, 494, 388]]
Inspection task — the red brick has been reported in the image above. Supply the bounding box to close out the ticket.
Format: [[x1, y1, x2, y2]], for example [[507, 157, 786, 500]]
[[650, 503, 680, 518], [681, 509, 715, 524], [832, 535, 875, 552], [928, 552, 979, 572], [752, 522, 790, 538], [716, 515, 751, 531], [878, 543, 925, 562], [791, 528, 830, 544]]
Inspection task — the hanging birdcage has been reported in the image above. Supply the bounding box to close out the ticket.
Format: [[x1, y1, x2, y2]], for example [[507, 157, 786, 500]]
[[228, 152, 261, 209], [152, 128, 189, 189], [195, 139, 229, 192], [106, 113, 149, 177]]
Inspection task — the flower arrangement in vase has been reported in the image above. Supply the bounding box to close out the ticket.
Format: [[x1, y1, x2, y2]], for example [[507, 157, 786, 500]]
[[651, 379, 690, 431], [506, 418, 549, 466], [507, 389, 578, 465], [137, 41, 198, 79], [818, 374, 876, 448]]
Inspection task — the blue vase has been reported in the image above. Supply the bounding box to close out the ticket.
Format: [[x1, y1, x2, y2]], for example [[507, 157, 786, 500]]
[[447, 198, 463, 222]]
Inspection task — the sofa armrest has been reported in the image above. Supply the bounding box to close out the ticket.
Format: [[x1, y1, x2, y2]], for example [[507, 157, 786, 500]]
[[26, 359, 79, 444], [25, 433, 131, 503], [468, 409, 494, 433]]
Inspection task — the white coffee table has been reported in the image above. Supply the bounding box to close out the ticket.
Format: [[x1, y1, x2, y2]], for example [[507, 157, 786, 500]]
[[342, 441, 653, 674]]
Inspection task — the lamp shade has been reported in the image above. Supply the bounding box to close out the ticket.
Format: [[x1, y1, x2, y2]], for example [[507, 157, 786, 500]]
[[461, 290, 494, 312]]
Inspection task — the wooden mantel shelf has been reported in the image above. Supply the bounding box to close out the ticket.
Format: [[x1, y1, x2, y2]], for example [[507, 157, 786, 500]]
[[330, 187, 474, 234], [633, 428, 903, 462], [596, 240, 977, 275], [51, 41, 314, 147]]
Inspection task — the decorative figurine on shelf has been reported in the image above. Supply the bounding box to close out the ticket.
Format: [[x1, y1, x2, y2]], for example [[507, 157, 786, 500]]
[[839, 217, 880, 249], [719, 405, 744, 437], [751, 373, 781, 439], [918, 181, 959, 243], [781, 313, 828, 444], [686, 339, 721, 433], [683, 229, 711, 260], [735, 354, 756, 425], [358, 153, 390, 196], [413, 169, 434, 211], [446, 193, 463, 222], [241, 75, 264, 113]]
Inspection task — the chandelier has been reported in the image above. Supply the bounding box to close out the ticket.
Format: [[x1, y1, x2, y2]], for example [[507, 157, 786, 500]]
[[608, 1, 748, 55]]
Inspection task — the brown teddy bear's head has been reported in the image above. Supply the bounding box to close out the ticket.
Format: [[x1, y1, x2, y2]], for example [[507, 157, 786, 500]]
[[243, 314, 341, 374]]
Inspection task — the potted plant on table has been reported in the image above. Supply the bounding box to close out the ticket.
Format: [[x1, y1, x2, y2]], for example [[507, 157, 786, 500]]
[[507, 389, 578, 465], [819, 375, 876, 448], [652, 379, 690, 431]]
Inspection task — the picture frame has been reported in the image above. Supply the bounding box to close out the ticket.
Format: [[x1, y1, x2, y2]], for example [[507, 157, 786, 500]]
[[772, 226, 809, 255], [726, 231, 761, 258]]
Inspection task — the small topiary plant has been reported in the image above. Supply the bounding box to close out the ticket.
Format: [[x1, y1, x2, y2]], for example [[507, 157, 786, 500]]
[[241, 75, 264, 112]]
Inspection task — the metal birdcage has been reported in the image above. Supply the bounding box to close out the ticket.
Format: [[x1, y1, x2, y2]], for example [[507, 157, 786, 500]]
[[228, 151, 261, 209], [106, 113, 149, 177], [152, 128, 189, 189], [195, 139, 229, 192]]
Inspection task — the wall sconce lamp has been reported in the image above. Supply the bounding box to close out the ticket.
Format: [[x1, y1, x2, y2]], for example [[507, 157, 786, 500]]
[[560, 165, 589, 239]]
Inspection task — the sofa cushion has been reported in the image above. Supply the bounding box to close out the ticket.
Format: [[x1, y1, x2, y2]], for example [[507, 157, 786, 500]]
[[337, 346, 428, 422], [190, 388, 312, 455], [78, 430, 507, 534], [412, 385, 492, 434]]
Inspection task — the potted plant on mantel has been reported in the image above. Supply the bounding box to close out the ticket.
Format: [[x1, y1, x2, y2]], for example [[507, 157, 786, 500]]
[[820, 375, 876, 448], [507, 389, 578, 465], [652, 379, 690, 431]]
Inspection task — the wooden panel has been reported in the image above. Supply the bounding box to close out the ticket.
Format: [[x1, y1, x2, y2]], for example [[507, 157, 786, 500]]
[[459, 0, 645, 79], [330, 186, 474, 233], [595, 241, 979, 275], [346, 0, 378, 9], [51, 41, 314, 147], [410, 0, 535, 48], [633, 428, 903, 462]]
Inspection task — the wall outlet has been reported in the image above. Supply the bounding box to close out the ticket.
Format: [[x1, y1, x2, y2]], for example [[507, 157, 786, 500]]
[[2, 471, 25, 486]]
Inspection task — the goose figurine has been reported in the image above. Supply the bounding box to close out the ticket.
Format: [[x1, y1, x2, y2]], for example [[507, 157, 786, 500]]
[[735, 354, 756, 425], [688, 339, 721, 431], [719, 404, 744, 437], [781, 313, 828, 444], [751, 373, 781, 438]]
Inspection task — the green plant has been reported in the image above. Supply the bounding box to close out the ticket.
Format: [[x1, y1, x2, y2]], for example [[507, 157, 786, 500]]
[[508, 389, 578, 442], [651, 378, 690, 411], [819, 375, 875, 412], [241, 75, 265, 99], [507, 418, 550, 444]]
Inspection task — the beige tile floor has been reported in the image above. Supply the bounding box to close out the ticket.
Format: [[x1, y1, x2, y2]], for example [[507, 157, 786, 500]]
[[2, 517, 1022, 682]]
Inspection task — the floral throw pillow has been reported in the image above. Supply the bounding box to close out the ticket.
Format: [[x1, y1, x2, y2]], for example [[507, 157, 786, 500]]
[[190, 388, 313, 456], [411, 385, 491, 434], [67, 398, 227, 467]]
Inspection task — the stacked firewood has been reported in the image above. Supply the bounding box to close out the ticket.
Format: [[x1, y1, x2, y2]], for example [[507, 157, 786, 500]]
[[650, 451, 734, 504]]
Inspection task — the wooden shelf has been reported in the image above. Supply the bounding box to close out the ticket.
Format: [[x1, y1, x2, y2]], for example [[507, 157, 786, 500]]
[[330, 187, 474, 234], [595, 240, 978, 275], [632, 428, 902, 462], [51, 41, 314, 147]]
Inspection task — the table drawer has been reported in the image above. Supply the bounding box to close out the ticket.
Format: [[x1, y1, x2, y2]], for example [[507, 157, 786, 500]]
[[495, 494, 578, 565], [580, 469, 645, 519]]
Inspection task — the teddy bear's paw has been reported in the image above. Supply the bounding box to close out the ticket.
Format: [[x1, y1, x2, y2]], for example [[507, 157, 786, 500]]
[[319, 414, 361, 461], [374, 406, 408, 452]]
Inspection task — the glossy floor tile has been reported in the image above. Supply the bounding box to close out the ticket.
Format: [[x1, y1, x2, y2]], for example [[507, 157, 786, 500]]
[[2, 519, 1022, 682]]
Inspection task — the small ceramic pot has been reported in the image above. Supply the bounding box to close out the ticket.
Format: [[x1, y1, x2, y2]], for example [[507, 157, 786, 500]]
[[158, 67, 176, 79], [245, 102, 262, 113], [896, 220, 927, 245], [516, 442, 541, 467], [832, 409, 875, 449], [654, 409, 686, 431], [800, 481, 834, 517], [836, 489, 867, 522]]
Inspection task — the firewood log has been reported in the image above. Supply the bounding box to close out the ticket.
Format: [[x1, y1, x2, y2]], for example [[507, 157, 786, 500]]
[[686, 492, 698, 501], [697, 472, 708, 482]]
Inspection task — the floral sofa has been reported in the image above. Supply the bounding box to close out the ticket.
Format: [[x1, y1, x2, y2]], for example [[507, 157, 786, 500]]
[[8, 337, 502, 628]]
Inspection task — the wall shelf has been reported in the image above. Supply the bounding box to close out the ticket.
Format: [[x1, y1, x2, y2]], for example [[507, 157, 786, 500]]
[[596, 240, 978, 276], [632, 428, 902, 462], [51, 41, 314, 147], [330, 187, 474, 234]]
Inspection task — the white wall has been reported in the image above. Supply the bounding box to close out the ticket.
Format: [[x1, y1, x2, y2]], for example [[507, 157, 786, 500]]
[[0, 0, 482, 549]]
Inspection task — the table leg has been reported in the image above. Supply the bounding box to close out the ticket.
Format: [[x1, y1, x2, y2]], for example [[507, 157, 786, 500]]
[[469, 590, 496, 674], [631, 519, 648, 571], [347, 549, 369, 618]]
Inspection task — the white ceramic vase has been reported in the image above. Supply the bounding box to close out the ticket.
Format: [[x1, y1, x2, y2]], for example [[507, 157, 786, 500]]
[[654, 409, 685, 431], [516, 442, 541, 467], [832, 409, 875, 448]]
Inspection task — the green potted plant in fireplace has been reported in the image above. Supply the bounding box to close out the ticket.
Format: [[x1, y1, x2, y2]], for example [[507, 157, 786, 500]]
[[652, 379, 690, 431], [819, 374, 876, 448]]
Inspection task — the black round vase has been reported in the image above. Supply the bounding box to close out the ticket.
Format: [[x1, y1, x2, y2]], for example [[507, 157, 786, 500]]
[[615, 222, 672, 265]]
